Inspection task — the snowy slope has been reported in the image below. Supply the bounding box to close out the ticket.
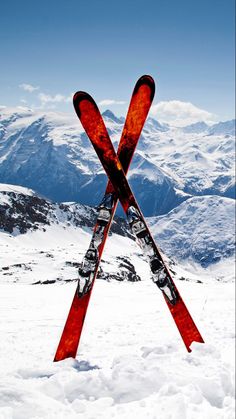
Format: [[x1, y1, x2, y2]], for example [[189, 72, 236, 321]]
[[0, 189, 235, 416], [0, 106, 235, 418], [0, 183, 130, 236], [0, 184, 141, 284], [0, 188, 235, 417], [182, 121, 209, 133], [208, 119, 235, 136], [0, 107, 235, 215], [0, 266, 235, 418], [0, 184, 234, 273], [148, 195, 235, 267]]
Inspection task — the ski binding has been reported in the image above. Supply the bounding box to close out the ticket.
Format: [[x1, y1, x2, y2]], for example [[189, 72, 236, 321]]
[[77, 246, 98, 297]]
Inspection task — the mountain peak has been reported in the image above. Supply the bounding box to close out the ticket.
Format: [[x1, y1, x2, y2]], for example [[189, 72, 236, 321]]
[[182, 121, 209, 133], [102, 109, 123, 124], [146, 117, 169, 132], [208, 119, 236, 136]]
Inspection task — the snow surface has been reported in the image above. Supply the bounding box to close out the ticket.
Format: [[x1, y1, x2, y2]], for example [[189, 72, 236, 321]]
[[0, 105, 235, 417], [0, 183, 35, 196], [0, 278, 235, 418], [0, 225, 235, 418], [148, 195, 235, 267]]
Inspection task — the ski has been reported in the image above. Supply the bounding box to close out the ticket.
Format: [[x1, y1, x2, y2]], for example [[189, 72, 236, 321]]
[[73, 91, 204, 352], [54, 75, 155, 361]]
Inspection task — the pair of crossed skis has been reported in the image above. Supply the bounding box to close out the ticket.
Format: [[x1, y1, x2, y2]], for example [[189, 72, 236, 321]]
[[54, 76, 204, 362]]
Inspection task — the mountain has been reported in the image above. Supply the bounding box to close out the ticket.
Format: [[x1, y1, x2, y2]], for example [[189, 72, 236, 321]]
[[207, 119, 235, 136], [1, 184, 234, 269], [0, 183, 131, 238], [182, 121, 209, 133], [0, 183, 142, 284], [0, 107, 235, 215], [102, 110, 123, 124], [142, 117, 169, 133], [0, 116, 234, 419], [148, 195, 235, 267], [182, 120, 236, 136]]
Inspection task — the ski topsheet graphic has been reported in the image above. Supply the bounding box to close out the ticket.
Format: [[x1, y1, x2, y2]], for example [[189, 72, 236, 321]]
[[73, 89, 204, 352], [54, 75, 155, 361]]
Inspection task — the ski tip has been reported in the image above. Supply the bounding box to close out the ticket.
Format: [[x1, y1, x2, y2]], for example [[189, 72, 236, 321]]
[[73, 91, 98, 117], [73, 91, 94, 105], [133, 75, 155, 100]]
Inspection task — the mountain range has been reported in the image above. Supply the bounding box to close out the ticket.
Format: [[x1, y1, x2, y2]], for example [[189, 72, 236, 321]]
[[0, 183, 234, 268], [0, 107, 235, 216]]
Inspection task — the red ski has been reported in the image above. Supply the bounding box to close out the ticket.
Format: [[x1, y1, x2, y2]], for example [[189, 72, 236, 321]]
[[73, 90, 204, 352], [54, 75, 155, 361]]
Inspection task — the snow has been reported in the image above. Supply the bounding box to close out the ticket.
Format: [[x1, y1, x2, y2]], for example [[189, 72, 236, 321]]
[[0, 104, 235, 417], [0, 183, 35, 196], [0, 225, 235, 418], [148, 195, 235, 267], [0, 277, 234, 418], [208, 120, 235, 136], [0, 107, 235, 212]]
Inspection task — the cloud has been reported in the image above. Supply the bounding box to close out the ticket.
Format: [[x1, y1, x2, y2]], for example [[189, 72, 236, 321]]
[[18, 83, 74, 109], [38, 92, 73, 106], [99, 99, 126, 106], [150, 100, 216, 126], [19, 83, 39, 92], [19, 84, 125, 110]]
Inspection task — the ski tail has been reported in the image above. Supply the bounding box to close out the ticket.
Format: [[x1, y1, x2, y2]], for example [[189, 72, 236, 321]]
[[54, 76, 155, 361], [167, 293, 204, 352]]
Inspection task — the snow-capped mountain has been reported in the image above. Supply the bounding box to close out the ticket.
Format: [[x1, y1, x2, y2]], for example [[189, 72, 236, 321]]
[[101, 109, 124, 125], [1, 184, 234, 271], [0, 183, 130, 237], [208, 119, 235, 136], [0, 122, 235, 419], [182, 121, 209, 133], [182, 120, 235, 136], [0, 107, 235, 216], [148, 195, 235, 267], [0, 184, 142, 284]]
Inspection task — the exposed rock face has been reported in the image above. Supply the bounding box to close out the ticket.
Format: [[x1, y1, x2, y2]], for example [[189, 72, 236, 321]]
[[0, 184, 131, 238]]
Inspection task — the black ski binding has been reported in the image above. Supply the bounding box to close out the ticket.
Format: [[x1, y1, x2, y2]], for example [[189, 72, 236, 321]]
[[127, 205, 178, 305], [152, 265, 178, 305], [127, 206, 147, 238], [77, 245, 98, 297], [97, 193, 114, 226]]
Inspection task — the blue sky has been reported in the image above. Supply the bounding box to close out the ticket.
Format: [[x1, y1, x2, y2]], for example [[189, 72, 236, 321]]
[[0, 0, 235, 124]]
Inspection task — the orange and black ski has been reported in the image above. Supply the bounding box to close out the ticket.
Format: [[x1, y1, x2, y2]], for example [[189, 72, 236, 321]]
[[73, 88, 204, 352], [54, 75, 155, 361]]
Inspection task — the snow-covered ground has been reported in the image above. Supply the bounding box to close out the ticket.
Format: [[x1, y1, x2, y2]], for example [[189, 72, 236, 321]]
[[0, 226, 235, 418]]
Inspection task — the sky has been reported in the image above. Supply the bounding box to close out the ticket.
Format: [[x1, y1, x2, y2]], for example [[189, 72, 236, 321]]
[[0, 0, 235, 125]]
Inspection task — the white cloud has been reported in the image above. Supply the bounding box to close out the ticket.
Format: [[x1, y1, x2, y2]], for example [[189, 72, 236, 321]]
[[18, 83, 74, 110], [38, 93, 65, 104], [99, 99, 126, 106], [38, 92, 73, 106], [19, 83, 39, 93], [150, 100, 216, 126]]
